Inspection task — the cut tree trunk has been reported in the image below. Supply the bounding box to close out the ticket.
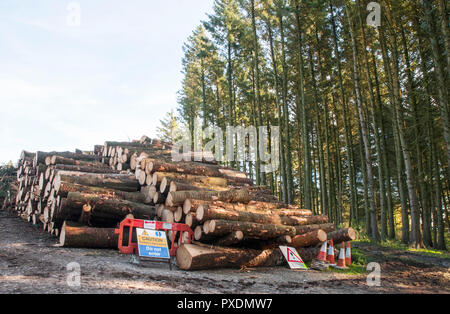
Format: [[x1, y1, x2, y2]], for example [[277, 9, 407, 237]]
[[54, 173, 138, 192], [35, 151, 99, 167], [166, 189, 251, 207], [207, 219, 296, 240], [153, 172, 228, 188], [176, 243, 285, 270], [64, 192, 156, 221], [183, 199, 311, 216], [291, 230, 327, 248], [215, 231, 244, 246], [148, 159, 252, 184], [196, 205, 327, 227], [59, 221, 118, 249], [55, 182, 146, 203], [294, 223, 335, 235], [49, 156, 109, 168], [327, 228, 356, 245]]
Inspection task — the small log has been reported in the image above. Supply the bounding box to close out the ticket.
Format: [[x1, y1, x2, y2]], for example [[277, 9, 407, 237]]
[[185, 213, 197, 228], [194, 226, 217, 242]]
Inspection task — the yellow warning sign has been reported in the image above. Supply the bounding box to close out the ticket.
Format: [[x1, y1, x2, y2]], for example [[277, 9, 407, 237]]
[[137, 230, 168, 248]]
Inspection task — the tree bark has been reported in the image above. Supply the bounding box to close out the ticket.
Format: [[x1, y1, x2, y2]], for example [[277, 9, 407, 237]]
[[54, 173, 138, 192], [291, 229, 327, 248], [197, 204, 327, 227], [56, 182, 146, 203], [52, 164, 119, 174], [294, 223, 335, 236], [327, 228, 356, 245], [63, 192, 156, 221], [207, 219, 296, 240], [59, 221, 118, 249], [165, 189, 251, 207], [215, 231, 244, 247], [176, 243, 285, 270]]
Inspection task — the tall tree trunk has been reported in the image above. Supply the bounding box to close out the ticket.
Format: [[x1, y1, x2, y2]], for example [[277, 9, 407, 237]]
[[379, 24, 410, 244], [400, 22, 432, 247], [294, 1, 312, 210], [278, 11, 293, 204], [382, 15, 423, 247], [357, 1, 387, 239], [329, 2, 357, 222], [266, 18, 288, 203], [250, 0, 264, 186], [346, 5, 380, 241], [420, 0, 450, 181]]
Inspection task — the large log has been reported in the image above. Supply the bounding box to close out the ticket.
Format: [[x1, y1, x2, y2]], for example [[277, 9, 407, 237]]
[[53, 173, 138, 192], [294, 223, 336, 235], [35, 151, 99, 166], [185, 213, 197, 228], [166, 189, 251, 207], [207, 219, 296, 240], [147, 159, 251, 182], [176, 243, 285, 270], [196, 205, 326, 227], [327, 228, 356, 245], [52, 164, 119, 174], [63, 192, 156, 221], [167, 181, 215, 193], [59, 221, 118, 248], [246, 200, 302, 211], [56, 182, 146, 203], [155, 172, 229, 191], [291, 230, 327, 248], [183, 199, 312, 216], [49, 156, 109, 168]]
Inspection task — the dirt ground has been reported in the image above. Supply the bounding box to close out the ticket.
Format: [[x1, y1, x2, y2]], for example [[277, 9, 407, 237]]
[[0, 209, 449, 294]]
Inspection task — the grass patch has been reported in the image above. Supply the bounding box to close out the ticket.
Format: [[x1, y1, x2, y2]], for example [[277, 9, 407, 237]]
[[354, 239, 450, 260], [328, 264, 367, 276], [330, 247, 368, 275], [314, 247, 370, 276]]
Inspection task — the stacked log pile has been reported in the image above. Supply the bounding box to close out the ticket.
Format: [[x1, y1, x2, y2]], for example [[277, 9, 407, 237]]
[[13, 145, 156, 246], [11, 135, 355, 271]]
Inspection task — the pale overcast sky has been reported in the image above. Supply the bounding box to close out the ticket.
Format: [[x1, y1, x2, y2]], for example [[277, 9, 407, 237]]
[[0, 0, 213, 164]]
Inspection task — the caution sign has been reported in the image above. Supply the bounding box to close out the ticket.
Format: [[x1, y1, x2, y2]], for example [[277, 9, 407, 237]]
[[136, 228, 170, 259], [280, 246, 308, 270]]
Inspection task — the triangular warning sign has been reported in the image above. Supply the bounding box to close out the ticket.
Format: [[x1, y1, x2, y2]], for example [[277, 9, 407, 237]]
[[142, 230, 148, 236], [287, 248, 304, 264]]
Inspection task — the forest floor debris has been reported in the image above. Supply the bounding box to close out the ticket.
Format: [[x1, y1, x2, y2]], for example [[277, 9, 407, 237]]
[[1, 209, 448, 294]]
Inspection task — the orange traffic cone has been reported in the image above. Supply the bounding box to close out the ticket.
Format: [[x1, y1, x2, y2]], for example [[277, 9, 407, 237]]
[[335, 242, 348, 269], [345, 242, 352, 266], [317, 241, 328, 262], [327, 239, 336, 266]]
